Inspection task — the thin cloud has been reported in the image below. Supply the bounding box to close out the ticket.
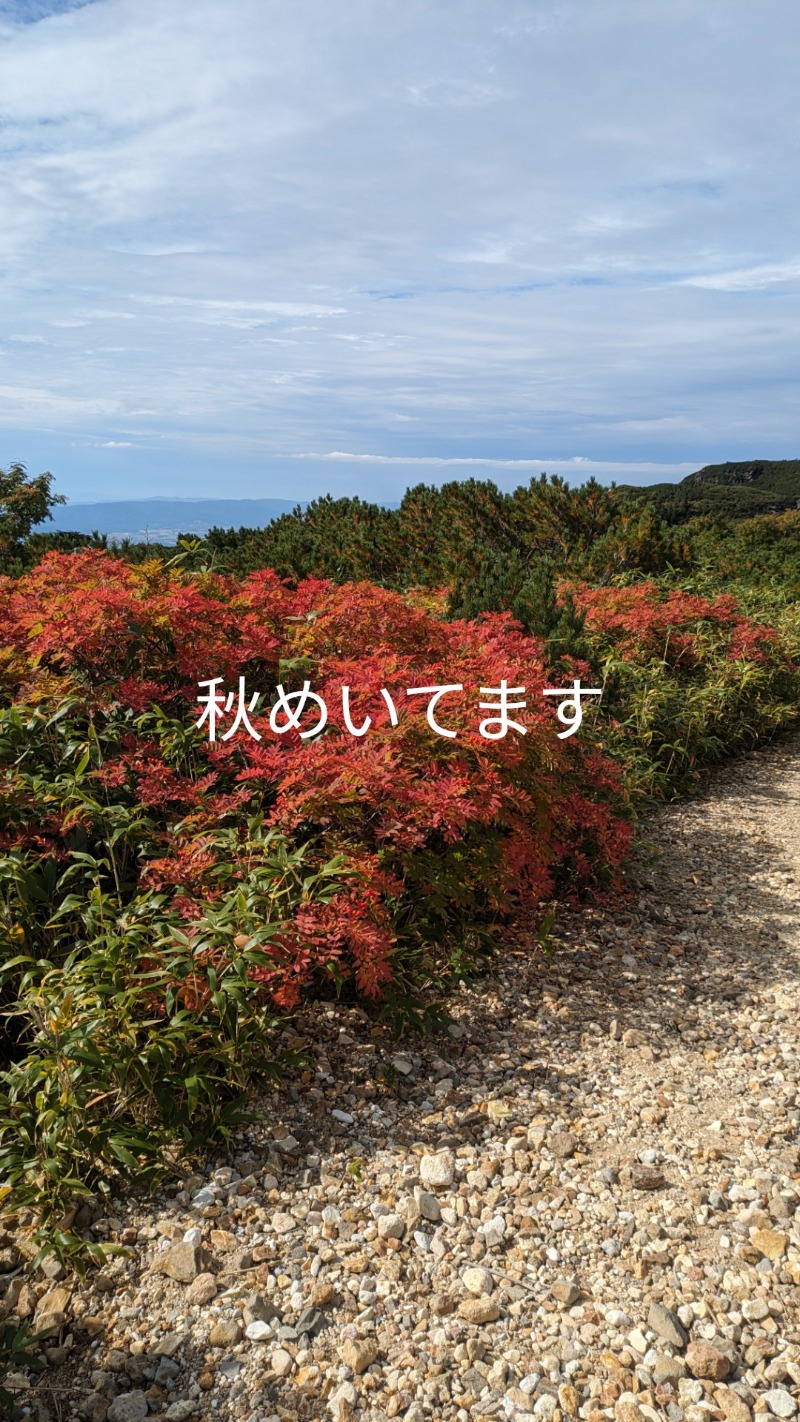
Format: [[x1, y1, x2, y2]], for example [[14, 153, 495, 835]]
[[680, 257, 800, 291], [294, 452, 698, 477]]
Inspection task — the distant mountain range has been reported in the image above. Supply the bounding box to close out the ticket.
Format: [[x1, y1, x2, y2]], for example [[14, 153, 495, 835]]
[[48, 497, 304, 544], [46, 461, 800, 543]]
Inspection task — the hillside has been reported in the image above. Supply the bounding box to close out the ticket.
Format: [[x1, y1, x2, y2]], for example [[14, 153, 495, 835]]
[[622, 459, 800, 521]]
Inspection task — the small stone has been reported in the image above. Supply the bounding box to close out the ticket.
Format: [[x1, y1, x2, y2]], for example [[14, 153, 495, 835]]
[[559, 1383, 580, 1415], [185, 1272, 218, 1306], [458, 1297, 501, 1324], [329, 1380, 357, 1419], [550, 1130, 578, 1159], [630, 1163, 666, 1190], [685, 1340, 731, 1381], [751, 1228, 787, 1261], [339, 1336, 379, 1374], [615, 1395, 646, 1422], [33, 1285, 71, 1335], [270, 1347, 294, 1378], [654, 1354, 686, 1384], [165, 1404, 196, 1422], [419, 1150, 455, 1190], [627, 1328, 649, 1355], [275, 1134, 301, 1154], [296, 1364, 321, 1388], [107, 1395, 149, 1422], [208, 1319, 244, 1348], [311, 1281, 338, 1307], [158, 1240, 209, 1283], [622, 1029, 648, 1047], [715, 1390, 753, 1422], [190, 1185, 217, 1207], [377, 1213, 405, 1240], [761, 1391, 797, 1419], [535, 1397, 557, 1420], [243, 1291, 278, 1324], [551, 1280, 581, 1306], [462, 1266, 494, 1296], [245, 1320, 273, 1341], [271, 1212, 296, 1235], [647, 1301, 688, 1348], [481, 1213, 506, 1247], [403, 1406, 426, 1422], [331, 1109, 355, 1125], [210, 1228, 238, 1252], [416, 1190, 441, 1222], [296, 1306, 326, 1337]]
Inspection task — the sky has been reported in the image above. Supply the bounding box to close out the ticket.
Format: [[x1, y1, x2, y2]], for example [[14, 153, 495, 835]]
[[0, 0, 798, 506]]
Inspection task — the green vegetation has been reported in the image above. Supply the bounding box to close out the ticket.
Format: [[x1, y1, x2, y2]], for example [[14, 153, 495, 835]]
[[621, 458, 800, 522], [0, 456, 798, 1298]]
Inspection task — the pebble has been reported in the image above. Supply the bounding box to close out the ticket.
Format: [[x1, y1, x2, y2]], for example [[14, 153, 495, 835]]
[[107, 1395, 149, 1422], [270, 1346, 294, 1377], [762, 1391, 798, 1419], [339, 1336, 378, 1373], [184, 1271, 218, 1305], [648, 1300, 689, 1347], [157, 1240, 208, 1283], [419, 1149, 455, 1189], [462, 1265, 494, 1295], [458, 1297, 501, 1323], [685, 1339, 732, 1381]]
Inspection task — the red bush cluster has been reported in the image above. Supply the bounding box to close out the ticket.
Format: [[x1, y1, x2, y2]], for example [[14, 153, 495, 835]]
[[574, 581, 778, 667], [1, 551, 633, 1008]]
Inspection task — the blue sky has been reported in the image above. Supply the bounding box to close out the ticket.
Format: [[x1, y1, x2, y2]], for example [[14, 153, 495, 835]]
[[0, 0, 798, 505]]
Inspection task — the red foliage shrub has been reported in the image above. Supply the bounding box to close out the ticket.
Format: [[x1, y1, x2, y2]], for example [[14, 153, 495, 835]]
[[1, 551, 634, 1009], [574, 581, 778, 668]]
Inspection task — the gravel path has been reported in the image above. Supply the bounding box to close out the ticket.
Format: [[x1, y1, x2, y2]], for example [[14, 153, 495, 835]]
[[7, 740, 800, 1422]]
